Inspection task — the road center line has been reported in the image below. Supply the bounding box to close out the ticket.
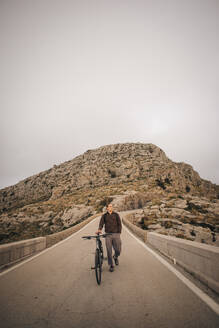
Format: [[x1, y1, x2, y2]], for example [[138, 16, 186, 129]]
[[124, 225, 219, 316]]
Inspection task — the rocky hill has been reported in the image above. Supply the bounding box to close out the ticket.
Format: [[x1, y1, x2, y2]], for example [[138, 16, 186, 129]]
[[0, 143, 218, 244]]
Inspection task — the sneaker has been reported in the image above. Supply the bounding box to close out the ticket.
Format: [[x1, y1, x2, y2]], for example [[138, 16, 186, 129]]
[[109, 265, 114, 272], [113, 255, 119, 266]]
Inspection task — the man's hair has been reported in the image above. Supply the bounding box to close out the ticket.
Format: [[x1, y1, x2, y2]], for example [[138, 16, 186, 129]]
[[106, 203, 113, 208]]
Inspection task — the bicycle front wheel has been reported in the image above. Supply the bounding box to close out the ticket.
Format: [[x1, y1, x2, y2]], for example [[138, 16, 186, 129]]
[[95, 248, 102, 285]]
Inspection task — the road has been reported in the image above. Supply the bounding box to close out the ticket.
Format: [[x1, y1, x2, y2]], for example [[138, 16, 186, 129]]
[[0, 216, 218, 328]]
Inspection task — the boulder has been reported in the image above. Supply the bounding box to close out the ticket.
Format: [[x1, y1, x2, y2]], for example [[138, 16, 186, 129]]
[[207, 201, 219, 215], [50, 187, 65, 200], [61, 205, 92, 228], [174, 199, 187, 209], [49, 225, 61, 233], [147, 223, 162, 230], [111, 191, 148, 211], [165, 208, 190, 218], [39, 222, 49, 228]]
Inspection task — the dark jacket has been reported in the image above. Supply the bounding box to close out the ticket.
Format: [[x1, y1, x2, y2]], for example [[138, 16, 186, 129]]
[[99, 211, 122, 233]]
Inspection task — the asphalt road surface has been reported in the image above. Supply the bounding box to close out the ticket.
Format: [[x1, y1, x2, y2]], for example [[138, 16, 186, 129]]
[[0, 216, 218, 328]]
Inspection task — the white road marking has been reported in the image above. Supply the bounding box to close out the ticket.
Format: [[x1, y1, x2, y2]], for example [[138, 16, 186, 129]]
[[2, 216, 219, 316], [124, 225, 219, 316], [0, 217, 99, 277]]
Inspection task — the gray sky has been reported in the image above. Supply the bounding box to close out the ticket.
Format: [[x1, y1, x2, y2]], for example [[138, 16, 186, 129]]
[[0, 0, 219, 189]]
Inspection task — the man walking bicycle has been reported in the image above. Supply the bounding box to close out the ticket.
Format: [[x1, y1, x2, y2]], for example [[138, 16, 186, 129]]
[[96, 204, 122, 272]]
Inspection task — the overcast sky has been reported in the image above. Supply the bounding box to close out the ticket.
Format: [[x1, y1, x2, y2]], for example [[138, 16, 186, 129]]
[[0, 0, 218, 189]]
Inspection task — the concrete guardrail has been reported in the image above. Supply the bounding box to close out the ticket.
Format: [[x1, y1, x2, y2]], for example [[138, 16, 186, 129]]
[[122, 216, 147, 242], [147, 232, 219, 294], [45, 214, 98, 248], [122, 215, 219, 294], [2, 211, 219, 295], [0, 214, 98, 269], [0, 237, 46, 268]]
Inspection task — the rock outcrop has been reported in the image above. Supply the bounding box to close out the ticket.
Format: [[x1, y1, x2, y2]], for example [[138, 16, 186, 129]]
[[61, 205, 93, 228], [0, 143, 218, 214], [122, 192, 219, 246], [0, 143, 218, 244]]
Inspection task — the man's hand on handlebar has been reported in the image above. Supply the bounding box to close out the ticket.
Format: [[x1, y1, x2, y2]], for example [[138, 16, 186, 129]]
[[95, 229, 102, 235]]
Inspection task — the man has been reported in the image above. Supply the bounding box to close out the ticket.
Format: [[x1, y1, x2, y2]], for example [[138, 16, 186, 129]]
[[96, 203, 122, 272]]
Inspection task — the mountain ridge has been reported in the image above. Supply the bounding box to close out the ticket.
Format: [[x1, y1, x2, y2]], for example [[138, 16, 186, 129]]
[[0, 143, 218, 214], [0, 143, 218, 245]]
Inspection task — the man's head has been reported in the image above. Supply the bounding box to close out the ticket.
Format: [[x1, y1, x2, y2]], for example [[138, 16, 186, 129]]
[[107, 203, 113, 214]]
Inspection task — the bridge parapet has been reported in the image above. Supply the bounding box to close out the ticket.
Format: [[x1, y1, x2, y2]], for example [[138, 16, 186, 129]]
[[122, 215, 219, 294], [0, 214, 98, 270], [147, 232, 219, 294], [0, 237, 46, 268]]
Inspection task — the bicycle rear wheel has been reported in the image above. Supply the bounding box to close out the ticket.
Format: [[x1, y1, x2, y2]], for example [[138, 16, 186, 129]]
[[95, 248, 102, 285]]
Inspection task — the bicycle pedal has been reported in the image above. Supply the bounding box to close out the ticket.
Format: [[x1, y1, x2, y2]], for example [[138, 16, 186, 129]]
[[91, 266, 95, 270]]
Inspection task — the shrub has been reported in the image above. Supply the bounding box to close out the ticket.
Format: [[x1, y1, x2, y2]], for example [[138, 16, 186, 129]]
[[156, 179, 166, 190], [108, 169, 116, 178], [164, 178, 171, 185], [140, 216, 156, 230], [175, 233, 193, 240], [187, 202, 208, 214], [163, 220, 173, 229]]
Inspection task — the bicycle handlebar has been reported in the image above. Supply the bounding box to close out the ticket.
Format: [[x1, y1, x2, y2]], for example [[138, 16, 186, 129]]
[[82, 233, 112, 240]]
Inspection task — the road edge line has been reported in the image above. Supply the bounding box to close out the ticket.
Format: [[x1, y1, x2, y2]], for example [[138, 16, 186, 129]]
[[0, 217, 99, 277], [124, 225, 219, 316]]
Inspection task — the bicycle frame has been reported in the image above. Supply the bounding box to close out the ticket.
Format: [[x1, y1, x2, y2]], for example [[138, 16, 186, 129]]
[[96, 236, 103, 262], [82, 233, 112, 285]]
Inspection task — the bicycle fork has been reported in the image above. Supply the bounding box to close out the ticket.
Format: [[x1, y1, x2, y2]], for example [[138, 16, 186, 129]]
[[91, 239, 103, 270]]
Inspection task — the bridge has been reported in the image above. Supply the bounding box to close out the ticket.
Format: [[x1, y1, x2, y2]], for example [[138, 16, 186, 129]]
[[0, 215, 219, 328]]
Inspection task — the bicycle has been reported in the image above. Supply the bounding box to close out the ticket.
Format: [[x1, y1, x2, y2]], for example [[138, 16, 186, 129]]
[[82, 233, 112, 285]]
